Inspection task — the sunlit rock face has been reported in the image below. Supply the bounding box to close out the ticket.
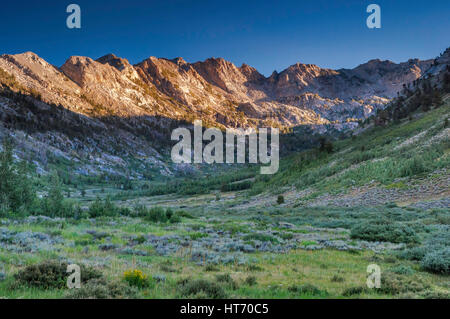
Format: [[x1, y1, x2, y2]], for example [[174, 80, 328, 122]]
[[0, 51, 433, 130]]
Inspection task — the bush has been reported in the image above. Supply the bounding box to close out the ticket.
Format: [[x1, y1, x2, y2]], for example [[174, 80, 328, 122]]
[[220, 180, 252, 192], [177, 278, 227, 299], [189, 232, 208, 240], [379, 272, 429, 295], [243, 233, 279, 243], [350, 220, 419, 244], [399, 156, 426, 177], [277, 195, 285, 205], [204, 265, 219, 272], [421, 289, 450, 299], [136, 206, 182, 223], [215, 273, 238, 289], [176, 210, 195, 219], [123, 269, 149, 288], [165, 208, 174, 220], [390, 265, 415, 275], [244, 275, 257, 286], [288, 283, 328, 296], [88, 197, 122, 218], [331, 275, 345, 283], [342, 286, 368, 296], [14, 261, 102, 289], [169, 213, 182, 224], [397, 246, 427, 261], [319, 137, 333, 153], [65, 278, 139, 299], [421, 248, 450, 275]]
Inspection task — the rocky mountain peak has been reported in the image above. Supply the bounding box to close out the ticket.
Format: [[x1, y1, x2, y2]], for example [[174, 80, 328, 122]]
[[239, 63, 265, 82], [96, 53, 140, 80], [61, 56, 104, 88], [170, 57, 188, 66], [97, 53, 129, 71]]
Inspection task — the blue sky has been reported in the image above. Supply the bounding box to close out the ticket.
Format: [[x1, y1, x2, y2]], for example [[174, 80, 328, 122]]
[[0, 0, 448, 75]]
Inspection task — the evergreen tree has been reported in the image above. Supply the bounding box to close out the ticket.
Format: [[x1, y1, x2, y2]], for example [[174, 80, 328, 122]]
[[0, 139, 35, 213]]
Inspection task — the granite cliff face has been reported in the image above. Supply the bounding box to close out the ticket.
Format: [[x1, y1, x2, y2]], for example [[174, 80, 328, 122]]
[[0, 50, 439, 177]]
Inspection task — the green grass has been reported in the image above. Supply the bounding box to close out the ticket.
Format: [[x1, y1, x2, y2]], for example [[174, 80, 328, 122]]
[[1, 195, 448, 299]]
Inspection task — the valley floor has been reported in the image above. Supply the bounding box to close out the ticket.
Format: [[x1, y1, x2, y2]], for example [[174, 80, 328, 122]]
[[0, 189, 448, 299]]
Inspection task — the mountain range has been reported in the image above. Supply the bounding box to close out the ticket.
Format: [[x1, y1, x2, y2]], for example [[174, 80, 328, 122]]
[[0, 50, 445, 178]]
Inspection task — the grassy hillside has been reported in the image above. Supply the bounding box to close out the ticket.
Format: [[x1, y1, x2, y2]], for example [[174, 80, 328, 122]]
[[248, 96, 449, 201]]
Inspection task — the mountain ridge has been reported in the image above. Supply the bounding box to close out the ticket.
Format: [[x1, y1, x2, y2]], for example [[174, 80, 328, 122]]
[[0, 49, 446, 178], [0, 51, 434, 129]]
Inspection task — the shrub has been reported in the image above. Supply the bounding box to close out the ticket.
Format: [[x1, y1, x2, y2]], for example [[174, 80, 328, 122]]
[[215, 273, 238, 289], [421, 289, 450, 299], [379, 272, 429, 295], [279, 232, 293, 240], [243, 233, 279, 243], [244, 275, 257, 286], [342, 286, 368, 296], [350, 220, 419, 244], [397, 230, 449, 274], [331, 275, 345, 283], [137, 206, 180, 223], [176, 210, 195, 219], [177, 278, 227, 299], [159, 261, 178, 273], [14, 261, 102, 289], [390, 265, 415, 275], [277, 195, 285, 205], [288, 284, 328, 296], [421, 248, 450, 275], [65, 278, 139, 299], [319, 137, 333, 153], [220, 180, 252, 192], [399, 156, 426, 177], [135, 235, 146, 244], [397, 246, 427, 261], [165, 208, 174, 220], [123, 269, 149, 288], [204, 265, 219, 272], [88, 197, 120, 218], [169, 213, 182, 224], [189, 232, 208, 240], [149, 207, 167, 222]]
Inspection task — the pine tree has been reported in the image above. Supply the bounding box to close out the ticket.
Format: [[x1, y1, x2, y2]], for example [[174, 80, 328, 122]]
[[0, 139, 35, 213], [41, 171, 65, 217]]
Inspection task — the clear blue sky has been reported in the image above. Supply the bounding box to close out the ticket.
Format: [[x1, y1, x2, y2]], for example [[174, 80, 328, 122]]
[[0, 0, 448, 75]]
